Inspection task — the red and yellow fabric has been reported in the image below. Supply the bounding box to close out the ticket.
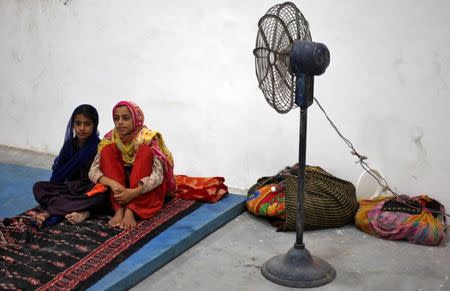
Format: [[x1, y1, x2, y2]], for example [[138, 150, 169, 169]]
[[174, 176, 228, 203]]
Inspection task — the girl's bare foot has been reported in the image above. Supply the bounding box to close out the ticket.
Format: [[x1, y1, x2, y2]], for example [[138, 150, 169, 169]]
[[65, 211, 91, 225], [108, 207, 124, 227], [119, 208, 136, 230], [35, 211, 50, 227]]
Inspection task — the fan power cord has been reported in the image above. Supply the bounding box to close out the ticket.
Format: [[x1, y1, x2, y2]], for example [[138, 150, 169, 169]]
[[313, 97, 449, 218]]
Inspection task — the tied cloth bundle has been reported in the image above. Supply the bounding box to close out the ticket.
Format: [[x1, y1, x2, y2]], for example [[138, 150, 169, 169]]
[[355, 194, 446, 246]]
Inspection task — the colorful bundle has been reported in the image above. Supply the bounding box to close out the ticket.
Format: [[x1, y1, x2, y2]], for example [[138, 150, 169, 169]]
[[355, 195, 446, 246]]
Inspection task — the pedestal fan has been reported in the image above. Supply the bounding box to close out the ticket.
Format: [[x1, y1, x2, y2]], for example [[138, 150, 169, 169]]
[[253, 2, 335, 288]]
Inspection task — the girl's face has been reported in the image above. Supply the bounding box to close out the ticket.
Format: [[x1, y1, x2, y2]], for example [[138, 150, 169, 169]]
[[73, 114, 94, 145], [113, 106, 134, 138]]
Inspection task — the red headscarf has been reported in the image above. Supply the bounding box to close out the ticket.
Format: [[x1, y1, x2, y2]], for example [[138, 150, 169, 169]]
[[111, 101, 145, 143]]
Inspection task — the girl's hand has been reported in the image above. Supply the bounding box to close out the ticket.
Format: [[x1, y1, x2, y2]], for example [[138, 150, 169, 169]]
[[110, 181, 125, 195], [98, 176, 125, 195], [114, 188, 139, 205]]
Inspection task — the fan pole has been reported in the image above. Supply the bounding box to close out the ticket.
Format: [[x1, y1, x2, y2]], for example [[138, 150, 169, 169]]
[[261, 75, 336, 288], [295, 107, 308, 248]]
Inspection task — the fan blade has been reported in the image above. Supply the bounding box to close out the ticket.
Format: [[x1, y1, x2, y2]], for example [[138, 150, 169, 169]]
[[257, 14, 293, 53], [254, 47, 271, 90], [270, 63, 294, 113], [256, 56, 295, 114], [274, 63, 293, 92]]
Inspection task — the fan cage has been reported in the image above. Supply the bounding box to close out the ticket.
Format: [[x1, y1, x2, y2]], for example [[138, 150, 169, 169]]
[[254, 2, 312, 113]]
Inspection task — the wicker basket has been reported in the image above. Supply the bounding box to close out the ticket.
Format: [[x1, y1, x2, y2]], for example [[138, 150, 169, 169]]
[[280, 166, 358, 231]]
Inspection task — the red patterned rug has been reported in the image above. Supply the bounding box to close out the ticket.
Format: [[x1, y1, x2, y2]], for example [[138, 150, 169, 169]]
[[0, 198, 201, 290]]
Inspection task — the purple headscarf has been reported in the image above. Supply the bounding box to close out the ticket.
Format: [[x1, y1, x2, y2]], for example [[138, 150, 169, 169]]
[[50, 104, 100, 182]]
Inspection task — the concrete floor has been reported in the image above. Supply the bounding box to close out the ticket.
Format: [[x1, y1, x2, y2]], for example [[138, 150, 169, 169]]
[[1, 145, 449, 291]]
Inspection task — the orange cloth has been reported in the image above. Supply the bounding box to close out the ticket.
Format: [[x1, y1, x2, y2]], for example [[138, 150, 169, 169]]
[[175, 175, 228, 203], [86, 184, 108, 197]]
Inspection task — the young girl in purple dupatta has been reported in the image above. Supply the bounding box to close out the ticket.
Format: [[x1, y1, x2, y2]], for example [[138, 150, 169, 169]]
[[33, 104, 106, 227]]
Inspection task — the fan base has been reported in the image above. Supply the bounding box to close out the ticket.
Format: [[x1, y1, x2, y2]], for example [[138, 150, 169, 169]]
[[261, 245, 336, 288]]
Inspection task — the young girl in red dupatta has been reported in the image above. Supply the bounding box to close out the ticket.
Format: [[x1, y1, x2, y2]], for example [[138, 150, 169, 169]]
[[89, 101, 175, 229]]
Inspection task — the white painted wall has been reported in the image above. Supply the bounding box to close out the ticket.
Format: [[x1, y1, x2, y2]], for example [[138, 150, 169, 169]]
[[1, 0, 450, 209]]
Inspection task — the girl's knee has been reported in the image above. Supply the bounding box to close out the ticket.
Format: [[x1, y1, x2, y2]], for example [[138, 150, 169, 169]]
[[101, 143, 120, 157], [100, 144, 123, 169], [137, 144, 152, 154], [135, 144, 153, 161], [33, 181, 45, 194]]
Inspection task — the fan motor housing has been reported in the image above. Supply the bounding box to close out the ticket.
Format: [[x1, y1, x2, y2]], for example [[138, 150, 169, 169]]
[[290, 41, 330, 76]]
